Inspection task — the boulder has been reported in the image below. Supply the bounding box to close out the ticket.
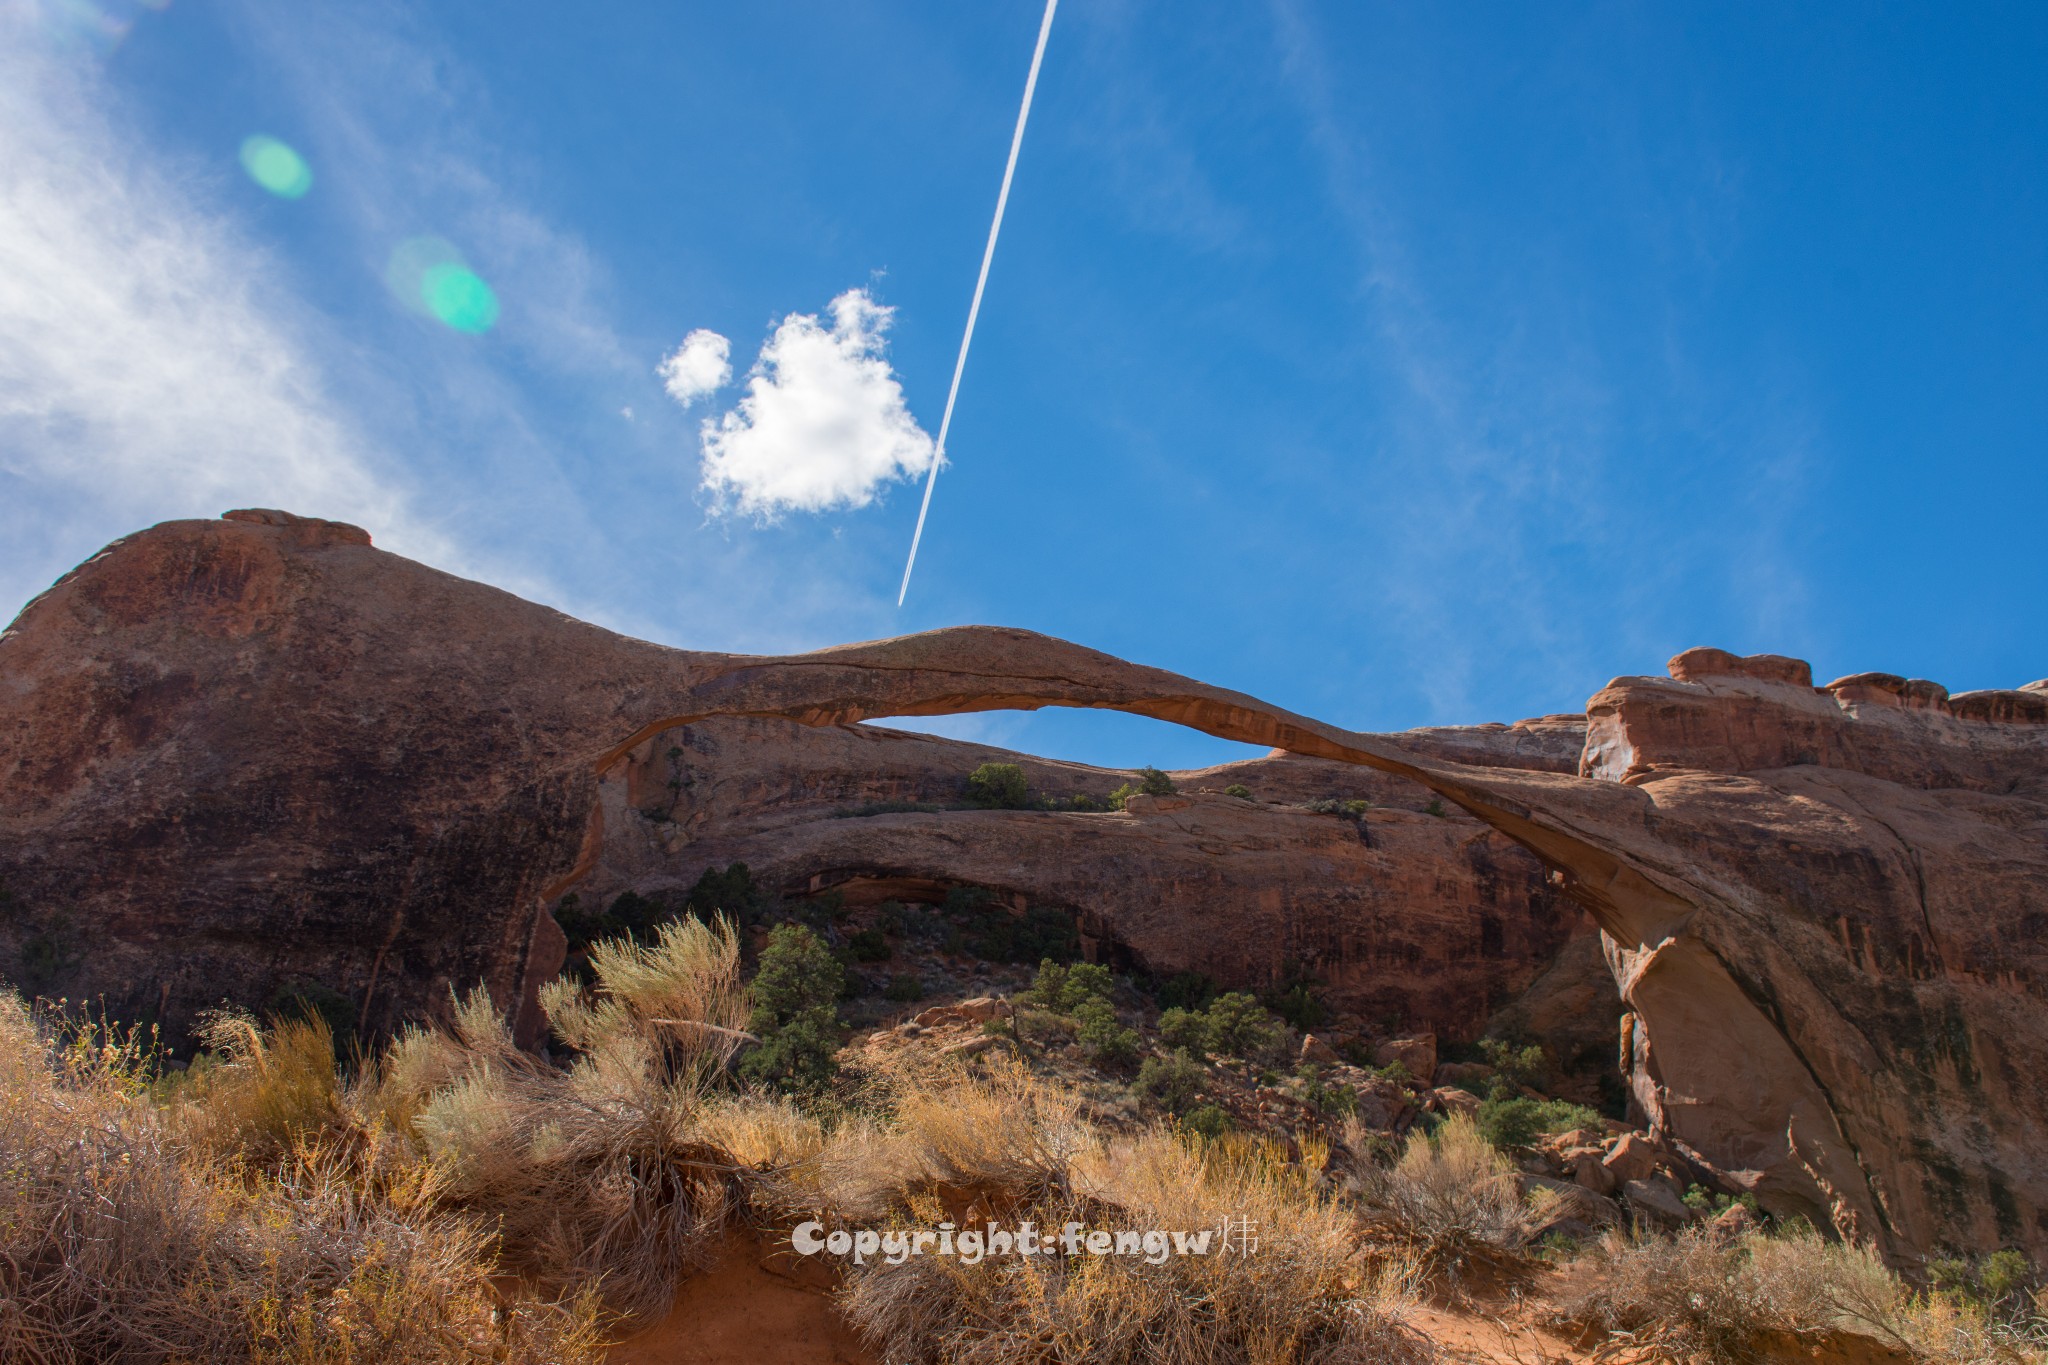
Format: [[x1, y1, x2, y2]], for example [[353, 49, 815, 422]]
[[1373, 1034, 1438, 1079], [1623, 1178, 1695, 1227], [1350, 1077, 1416, 1131], [1430, 1086, 1482, 1118], [1602, 1132, 1662, 1185], [1524, 1174, 1624, 1237], [1564, 1147, 1617, 1195], [1298, 1034, 1341, 1066], [915, 996, 1008, 1028], [1711, 1201, 1760, 1240]]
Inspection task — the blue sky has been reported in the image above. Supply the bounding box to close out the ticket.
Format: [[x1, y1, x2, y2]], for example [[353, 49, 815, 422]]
[[3, 0, 2043, 770]]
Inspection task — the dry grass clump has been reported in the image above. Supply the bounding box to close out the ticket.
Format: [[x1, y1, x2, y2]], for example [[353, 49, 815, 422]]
[[831, 1056, 1429, 1365], [383, 916, 763, 1324], [1902, 1293, 2048, 1365], [1559, 1222, 2048, 1365], [0, 995, 602, 1365], [1363, 1113, 1534, 1275], [821, 1048, 1089, 1216], [168, 1009, 346, 1164]]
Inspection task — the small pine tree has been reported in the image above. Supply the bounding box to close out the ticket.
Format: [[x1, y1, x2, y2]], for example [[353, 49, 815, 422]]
[[1202, 992, 1287, 1058], [1027, 958, 1114, 1013], [1138, 766, 1176, 796], [741, 923, 845, 1092]]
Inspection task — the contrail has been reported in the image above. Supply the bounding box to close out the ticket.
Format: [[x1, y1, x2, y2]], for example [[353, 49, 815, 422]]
[[898, 0, 1059, 607]]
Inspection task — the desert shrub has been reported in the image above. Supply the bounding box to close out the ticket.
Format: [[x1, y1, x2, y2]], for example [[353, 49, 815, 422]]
[[1134, 1049, 1209, 1114], [1015, 1005, 1076, 1043], [1179, 1103, 1235, 1139], [1223, 783, 1253, 799], [834, 799, 950, 817], [1558, 1223, 1935, 1365], [1476, 1096, 1604, 1151], [880, 898, 949, 948], [1301, 1068, 1360, 1117], [15, 909, 83, 996], [1022, 960, 1136, 1067], [883, 973, 927, 1003], [1374, 1060, 1415, 1086], [1478, 1036, 1548, 1096], [1157, 1006, 1210, 1053], [847, 926, 892, 962], [1066, 793, 1103, 811], [1685, 1182, 1762, 1217], [1928, 1250, 2035, 1312], [1026, 958, 1115, 1013], [1073, 996, 1140, 1069], [998, 904, 1084, 963], [553, 886, 674, 957], [1107, 782, 1138, 811], [171, 1008, 347, 1165], [966, 762, 1030, 809], [1158, 990, 1288, 1061], [1206, 992, 1286, 1055], [1304, 797, 1369, 818], [1153, 969, 1217, 1013], [0, 993, 604, 1364], [1372, 1113, 1531, 1272], [821, 1053, 1086, 1218], [1138, 765, 1177, 796], [1263, 977, 1331, 1031], [740, 921, 845, 1093], [269, 979, 359, 1049], [684, 860, 779, 926], [946, 893, 1079, 964], [1424, 798, 1448, 817], [557, 867, 781, 951]]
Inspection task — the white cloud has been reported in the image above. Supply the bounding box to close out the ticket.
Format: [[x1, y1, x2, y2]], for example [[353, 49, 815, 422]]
[[698, 289, 936, 518], [658, 329, 732, 407], [0, 5, 448, 618]]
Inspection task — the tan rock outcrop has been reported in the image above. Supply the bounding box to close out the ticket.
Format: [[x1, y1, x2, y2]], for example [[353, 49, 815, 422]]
[[1, 513, 2044, 1263]]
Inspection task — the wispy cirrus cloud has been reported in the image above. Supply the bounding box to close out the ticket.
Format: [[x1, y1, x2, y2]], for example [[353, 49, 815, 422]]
[[1262, 0, 1817, 719], [0, 1, 443, 617]]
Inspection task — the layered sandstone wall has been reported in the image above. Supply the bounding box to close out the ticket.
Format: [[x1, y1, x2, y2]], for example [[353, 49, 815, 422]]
[[580, 715, 1597, 1043]]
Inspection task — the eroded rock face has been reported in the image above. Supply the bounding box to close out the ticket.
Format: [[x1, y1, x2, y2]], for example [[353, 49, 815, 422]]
[[1579, 655, 2048, 1260], [1, 514, 2043, 1263], [584, 715, 1595, 1043]]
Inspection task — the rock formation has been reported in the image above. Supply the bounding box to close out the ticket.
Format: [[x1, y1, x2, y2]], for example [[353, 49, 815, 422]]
[[2, 510, 2044, 1265], [584, 716, 1601, 1048]]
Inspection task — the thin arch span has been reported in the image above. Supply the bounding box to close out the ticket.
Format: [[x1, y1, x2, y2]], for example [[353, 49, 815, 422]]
[[550, 624, 1890, 1251]]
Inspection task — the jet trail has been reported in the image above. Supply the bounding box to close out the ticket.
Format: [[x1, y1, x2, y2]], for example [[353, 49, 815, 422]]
[[897, 0, 1058, 606]]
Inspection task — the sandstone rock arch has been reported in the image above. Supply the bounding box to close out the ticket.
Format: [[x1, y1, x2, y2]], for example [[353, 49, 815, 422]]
[[4, 511, 2044, 1263], [563, 626, 1891, 1251]]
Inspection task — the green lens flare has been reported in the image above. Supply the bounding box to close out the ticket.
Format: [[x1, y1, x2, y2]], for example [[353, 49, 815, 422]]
[[383, 237, 500, 335], [421, 263, 500, 334], [238, 135, 312, 200]]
